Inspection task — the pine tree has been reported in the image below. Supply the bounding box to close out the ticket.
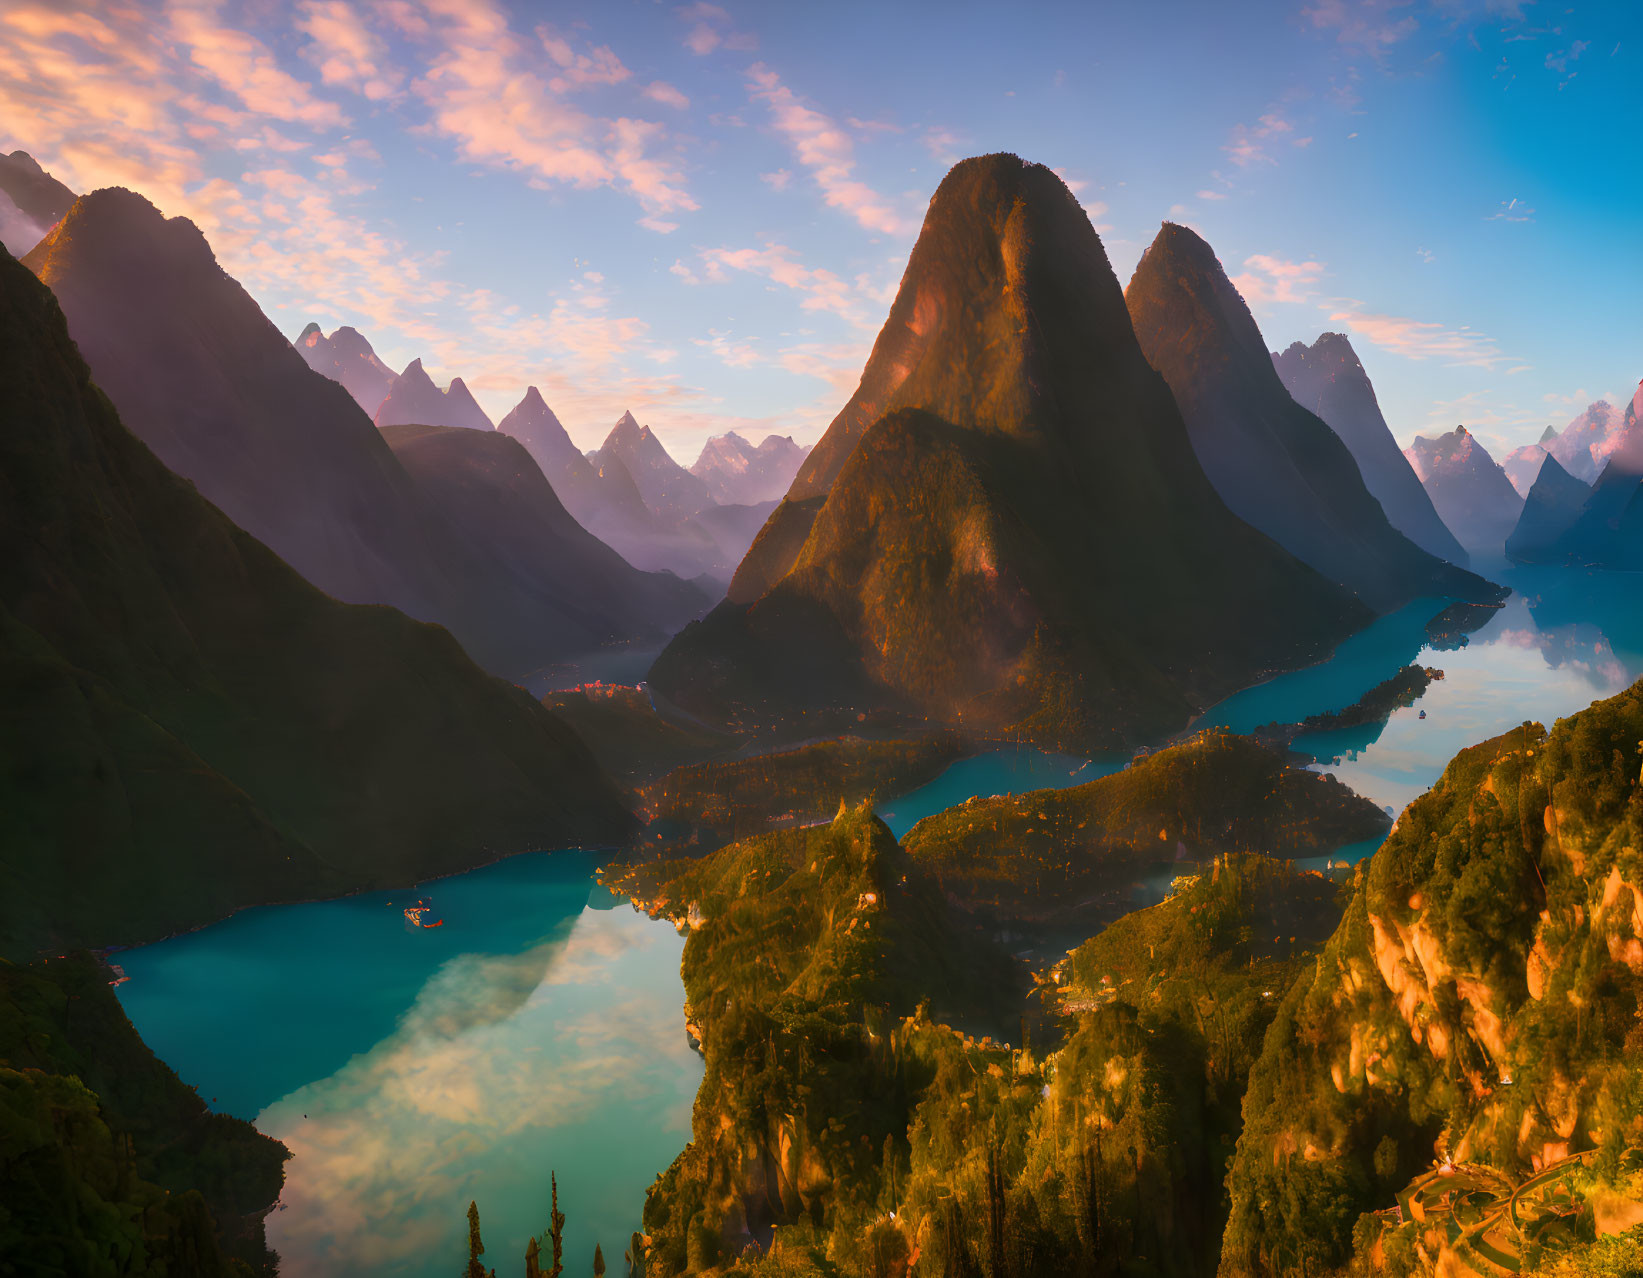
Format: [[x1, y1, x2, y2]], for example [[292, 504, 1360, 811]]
[[593, 1243, 605, 1277], [465, 1201, 494, 1278], [550, 1174, 566, 1278]]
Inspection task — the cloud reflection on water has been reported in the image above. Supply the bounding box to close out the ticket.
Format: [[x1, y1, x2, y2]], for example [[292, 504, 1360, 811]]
[[262, 905, 699, 1278]]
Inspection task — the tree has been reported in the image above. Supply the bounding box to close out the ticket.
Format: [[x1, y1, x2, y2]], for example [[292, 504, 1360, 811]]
[[593, 1243, 606, 1277], [466, 1201, 494, 1278]]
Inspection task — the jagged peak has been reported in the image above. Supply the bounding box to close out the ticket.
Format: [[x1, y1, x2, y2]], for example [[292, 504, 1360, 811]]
[[518, 385, 548, 410], [1539, 424, 1559, 443], [299, 321, 324, 344], [7, 149, 44, 173]]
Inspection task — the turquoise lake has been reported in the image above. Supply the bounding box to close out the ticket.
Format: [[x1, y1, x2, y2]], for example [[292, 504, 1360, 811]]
[[112, 563, 1643, 1276]]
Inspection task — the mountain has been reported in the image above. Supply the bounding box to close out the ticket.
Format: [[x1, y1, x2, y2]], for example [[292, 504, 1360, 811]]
[[0, 150, 76, 255], [1532, 385, 1643, 569], [1221, 683, 1643, 1277], [1549, 398, 1626, 482], [1125, 227, 1493, 612], [1272, 332, 1469, 566], [377, 423, 708, 644], [690, 431, 810, 505], [591, 411, 714, 519], [295, 321, 397, 415], [1504, 452, 1591, 562], [651, 154, 1372, 751], [1404, 426, 1526, 557], [374, 356, 495, 430], [1501, 441, 1548, 496], [23, 188, 692, 678], [0, 239, 631, 956], [498, 385, 601, 507]]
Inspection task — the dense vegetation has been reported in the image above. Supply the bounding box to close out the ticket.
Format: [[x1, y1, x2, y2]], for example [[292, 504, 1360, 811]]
[[540, 685, 736, 784], [1422, 599, 1506, 650], [0, 954, 287, 1273], [901, 731, 1387, 933], [1253, 667, 1442, 748], [615, 815, 1361, 1276], [0, 242, 632, 956], [1222, 684, 1643, 1277], [633, 734, 966, 851]]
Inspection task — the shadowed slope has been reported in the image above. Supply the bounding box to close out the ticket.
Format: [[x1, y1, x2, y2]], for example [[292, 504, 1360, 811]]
[[1126, 227, 1496, 611], [1273, 332, 1469, 566], [0, 242, 631, 956], [379, 423, 708, 643], [1505, 453, 1591, 562], [24, 189, 680, 677], [653, 155, 1369, 751]]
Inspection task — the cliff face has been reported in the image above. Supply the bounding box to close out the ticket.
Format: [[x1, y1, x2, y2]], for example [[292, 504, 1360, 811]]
[[1221, 683, 1643, 1277], [654, 155, 1370, 752], [1404, 426, 1525, 557], [1273, 332, 1470, 567], [0, 240, 632, 956], [1125, 231, 1494, 611]]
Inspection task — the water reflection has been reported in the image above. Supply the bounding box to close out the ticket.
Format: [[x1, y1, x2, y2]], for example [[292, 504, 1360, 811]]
[[116, 856, 698, 1278]]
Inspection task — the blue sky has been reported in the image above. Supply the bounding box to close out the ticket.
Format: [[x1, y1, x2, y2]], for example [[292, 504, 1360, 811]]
[[2, 0, 1638, 462]]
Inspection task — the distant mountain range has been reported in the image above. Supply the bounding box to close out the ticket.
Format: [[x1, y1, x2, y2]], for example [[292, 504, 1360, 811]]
[[652, 154, 1374, 750], [591, 411, 715, 520], [295, 322, 397, 416], [25, 188, 704, 679], [1502, 400, 1628, 496], [0, 238, 632, 955], [1404, 426, 1525, 558], [375, 356, 495, 431], [1125, 226, 1493, 611], [1272, 332, 1470, 567], [1505, 380, 1643, 568], [0, 150, 75, 256], [691, 431, 810, 505]]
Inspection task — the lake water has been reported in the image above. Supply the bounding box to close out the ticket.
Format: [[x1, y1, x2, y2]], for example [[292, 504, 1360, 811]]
[[114, 851, 698, 1278], [112, 563, 1643, 1273]]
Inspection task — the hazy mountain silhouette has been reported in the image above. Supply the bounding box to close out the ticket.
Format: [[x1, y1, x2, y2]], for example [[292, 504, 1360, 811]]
[[652, 155, 1371, 750], [1404, 426, 1524, 557], [24, 188, 693, 677], [1125, 225, 1494, 611], [0, 150, 76, 255], [378, 423, 708, 645], [374, 357, 494, 431], [0, 241, 630, 956], [1532, 383, 1643, 568], [295, 322, 397, 415], [1505, 452, 1591, 562], [691, 431, 810, 505], [1272, 332, 1469, 566], [591, 412, 714, 519]]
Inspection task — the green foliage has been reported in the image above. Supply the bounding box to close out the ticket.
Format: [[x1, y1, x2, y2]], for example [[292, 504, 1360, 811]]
[[1524, 1225, 1643, 1277], [635, 734, 966, 853], [1223, 684, 1643, 1277], [902, 730, 1386, 926], [0, 953, 285, 1273]]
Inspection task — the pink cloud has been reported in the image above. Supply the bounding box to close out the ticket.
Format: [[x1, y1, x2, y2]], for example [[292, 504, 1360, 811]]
[[746, 64, 911, 236], [1229, 253, 1327, 307], [297, 0, 402, 100], [1326, 303, 1507, 368], [642, 80, 689, 109], [170, 0, 347, 128]]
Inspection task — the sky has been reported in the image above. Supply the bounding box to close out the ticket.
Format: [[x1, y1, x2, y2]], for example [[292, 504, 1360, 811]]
[[2, 0, 1639, 463]]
